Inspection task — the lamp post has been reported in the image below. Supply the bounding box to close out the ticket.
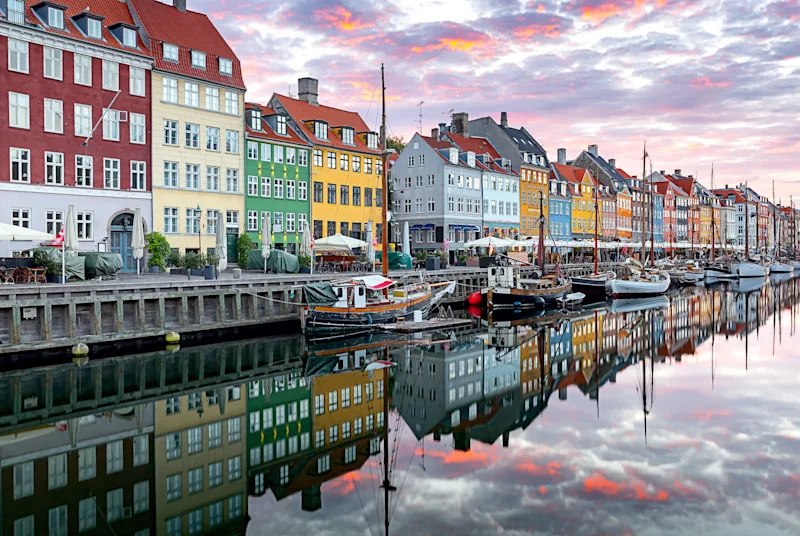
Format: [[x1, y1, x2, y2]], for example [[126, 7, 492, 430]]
[[196, 204, 202, 253]]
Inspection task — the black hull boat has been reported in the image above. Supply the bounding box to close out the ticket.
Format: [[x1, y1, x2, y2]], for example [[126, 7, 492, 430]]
[[570, 275, 611, 301]]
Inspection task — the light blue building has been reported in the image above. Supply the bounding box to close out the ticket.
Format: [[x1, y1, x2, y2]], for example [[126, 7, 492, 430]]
[[653, 190, 664, 250], [547, 163, 572, 246]]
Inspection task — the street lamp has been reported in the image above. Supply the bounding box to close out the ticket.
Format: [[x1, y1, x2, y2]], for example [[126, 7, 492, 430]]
[[196, 204, 202, 253]]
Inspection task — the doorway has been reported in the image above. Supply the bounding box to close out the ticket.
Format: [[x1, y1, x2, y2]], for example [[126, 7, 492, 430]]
[[110, 213, 135, 272]]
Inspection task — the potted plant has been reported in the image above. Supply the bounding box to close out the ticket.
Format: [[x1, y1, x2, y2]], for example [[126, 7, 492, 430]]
[[33, 248, 62, 283], [167, 250, 185, 275], [183, 252, 205, 276], [237, 234, 255, 269], [298, 254, 311, 273], [456, 253, 467, 267], [145, 232, 170, 273], [204, 253, 219, 279]]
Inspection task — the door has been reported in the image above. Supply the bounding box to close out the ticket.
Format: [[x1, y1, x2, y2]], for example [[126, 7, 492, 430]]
[[110, 213, 136, 272], [226, 231, 238, 263]]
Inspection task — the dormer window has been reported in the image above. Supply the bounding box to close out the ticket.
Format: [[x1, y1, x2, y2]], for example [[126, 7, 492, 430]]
[[163, 43, 178, 62], [87, 18, 102, 39], [122, 28, 137, 48], [219, 58, 232, 76], [48, 7, 64, 29], [314, 121, 328, 140], [367, 132, 378, 150], [249, 109, 261, 131], [276, 115, 287, 136], [341, 127, 354, 145], [191, 51, 206, 70]]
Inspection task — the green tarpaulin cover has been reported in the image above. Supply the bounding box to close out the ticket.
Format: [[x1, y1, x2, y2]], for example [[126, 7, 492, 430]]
[[246, 249, 300, 273], [80, 252, 123, 278], [375, 251, 413, 269], [35, 247, 86, 280], [303, 282, 338, 306]]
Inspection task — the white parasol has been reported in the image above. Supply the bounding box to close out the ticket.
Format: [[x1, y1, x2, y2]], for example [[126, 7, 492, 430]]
[[0, 223, 54, 241], [314, 233, 368, 250], [403, 221, 410, 255], [132, 208, 145, 276], [261, 212, 271, 273], [62, 205, 78, 284], [215, 217, 227, 273], [366, 221, 375, 268]]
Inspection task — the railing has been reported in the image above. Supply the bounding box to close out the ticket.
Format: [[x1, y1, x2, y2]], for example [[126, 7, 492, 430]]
[[8, 8, 26, 25]]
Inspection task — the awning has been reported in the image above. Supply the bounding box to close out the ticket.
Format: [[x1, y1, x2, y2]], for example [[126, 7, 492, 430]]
[[409, 224, 423, 231], [351, 275, 396, 290]]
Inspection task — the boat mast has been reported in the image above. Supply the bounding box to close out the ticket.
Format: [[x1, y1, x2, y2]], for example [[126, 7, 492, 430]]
[[538, 192, 546, 273], [380, 348, 395, 535], [711, 164, 715, 262], [745, 181, 750, 258], [380, 64, 389, 281], [649, 160, 654, 265], [593, 165, 599, 275], [641, 142, 647, 262], [772, 180, 778, 258]]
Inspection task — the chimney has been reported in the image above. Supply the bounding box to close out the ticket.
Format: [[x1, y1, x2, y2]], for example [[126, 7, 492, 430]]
[[660, 170, 665, 175], [608, 158, 616, 168], [674, 169, 681, 175], [174, 0, 187, 12], [298, 77, 319, 106], [500, 111, 508, 128], [430, 128, 439, 139], [557, 148, 566, 165], [438, 122, 447, 135], [688, 174, 693, 179], [588, 144, 598, 156], [451, 112, 469, 137]]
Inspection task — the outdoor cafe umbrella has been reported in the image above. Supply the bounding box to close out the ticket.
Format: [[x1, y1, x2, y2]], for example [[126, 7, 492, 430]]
[[261, 212, 271, 273], [0, 222, 54, 242], [63, 204, 78, 284], [464, 236, 514, 249], [300, 220, 313, 274], [132, 208, 145, 276], [314, 233, 368, 250], [215, 218, 227, 273], [403, 221, 410, 255], [366, 221, 376, 268]]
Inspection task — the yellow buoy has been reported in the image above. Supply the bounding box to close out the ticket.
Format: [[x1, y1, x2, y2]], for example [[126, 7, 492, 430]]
[[165, 331, 180, 344], [165, 344, 181, 353], [71, 343, 89, 356], [72, 356, 89, 367]]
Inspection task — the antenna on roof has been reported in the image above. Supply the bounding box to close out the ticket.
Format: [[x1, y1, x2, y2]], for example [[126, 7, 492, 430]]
[[416, 101, 424, 134], [288, 85, 295, 99]]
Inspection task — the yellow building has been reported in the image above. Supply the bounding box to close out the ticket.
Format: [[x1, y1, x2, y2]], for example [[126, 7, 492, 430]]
[[271, 79, 383, 242], [519, 326, 548, 397], [131, 0, 246, 257], [553, 163, 598, 239], [154, 386, 248, 535], [520, 166, 549, 238], [699, 204, 712, 246]]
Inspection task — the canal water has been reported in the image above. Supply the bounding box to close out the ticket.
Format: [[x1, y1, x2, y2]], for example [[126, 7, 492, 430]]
[[3, 277, 800, 536]]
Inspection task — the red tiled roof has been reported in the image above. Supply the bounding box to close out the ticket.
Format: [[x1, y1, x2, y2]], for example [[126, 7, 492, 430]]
[[420, 135, 454, 151], [666, 176, 695, 196], [129, 0, 245, 90], [16, 0, 150, 57], [712, 188, 746, 204], [616, 168, 633, 179], [244, 103, 308, 146], [272, 94, 380, 155], [553, 163, 594, 185], [444, 133, 517, 175]]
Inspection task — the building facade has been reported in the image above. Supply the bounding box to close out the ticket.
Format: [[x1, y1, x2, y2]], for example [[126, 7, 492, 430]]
[[547, 166, 572, 245], [243, 103, 311, 253], [130, 0, 245, 259], [0, 0, 152, 267], [270, 78, 383, 244], [553, 163, 596, 240]]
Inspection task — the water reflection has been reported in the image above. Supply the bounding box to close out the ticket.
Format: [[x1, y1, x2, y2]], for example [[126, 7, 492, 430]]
[[2, 278, 800, 535]]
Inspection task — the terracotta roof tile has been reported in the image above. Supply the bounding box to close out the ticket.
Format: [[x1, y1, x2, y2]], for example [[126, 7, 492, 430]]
[[553, 163, 594, 185], [273, 94, 380, 155], [616, 168, 633, 179], [712, 188, 746, 204], [15, 0, 151, 57], [129, 0, 245, 90], [244, 103, 308, 146], [419, 135, 454, 151], [443, 133, 518, 175]]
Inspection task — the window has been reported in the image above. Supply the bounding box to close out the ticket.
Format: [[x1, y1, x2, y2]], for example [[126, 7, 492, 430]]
[[162, 77, 178, 103], [13, 462, 34, 499], [161, 120, 177, 146], [73, 155, 93, 190], [187, 426, 202, 453], [314, 149, 323, 166], [107, 440, 123, 473], [76, 211, 93, 240], [315, 429, 325, 448], [340, 153, 349, 171], [208, 422, 222, 448], [102, 109, 120, 141], [329, 424, 339, 443], [299, 180, 308, 201], [329, 390, 338, 411], [219, 57, 233, 75], [166, 474, 182, 501], [188, 467, 203, 494], [228, 456, 242, 480], [209, 502, 223, 528], [225, 91, 239, 115], [191, 50, 206, 69], [247, 141, 258, 160], [286, 147, 296, 165], [225, 417, 241, 444], [163, 43, 178, 62], [317, 455, 331, 474], [189, 508, 203, 535], [102, 60, 119, 90], [104, 158, 120, 189], [130, 113, 146, 144], [47, 7, 64, 28], [315, 121, 328, 139], [327, 151, 336, 168], [44, 47, 62, 80], [226, 130, 239, 153], [8, 39, 28, 73], [106, 488, 123, 522], [8, 92, 29, 129], [354, 416, 363, 435], [207, 167, 220, 190], [299, 149, 308, 166], [130, 66, 145, 96], [274, 145, 284, 163], [42, 98, 64, 134], [49, 505, 67, 536], [226, 169, 239, 192], [315, 393, 325, 415], [163, 207, 179, 234], [48, 453, 67, 489], [184, 81, 199, 107], [342, 420, 352, 440], [134, 435, 149, 466], [209, 461, 223, 487], [229, 494, 243, 518], [123, 27, 137, 47], [202, 86, 220, 112], [286, 212, 296, 232], [46, 209, 64, 235], [207, 210, 220, 235], [79, 498, 96, 532], [11, 208, 30, 228], [206, 127, 219, 151], [74, 103, 92, 137], [341, 185, 350, 205], [87, 17, 102, 38], [45, 152, 64, 185], [185, 123, 200, 148], [74, 53, 92, 85], [134, 481, 149, 514], [366, 382, 374, 401]]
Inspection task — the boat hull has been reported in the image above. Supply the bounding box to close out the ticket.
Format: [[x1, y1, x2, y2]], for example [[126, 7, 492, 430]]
[[769, 263, 793, 274], [793, 261, 800, 272], [483, 283, 572, 309], [731, 261, 768, 278], [302, 293, 433, 333], [704, 265, 736, 279], [609, 273, 670, 298], [570, 277, 611, 301]]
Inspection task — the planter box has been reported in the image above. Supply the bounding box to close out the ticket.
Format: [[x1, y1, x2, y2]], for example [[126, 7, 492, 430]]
[[149, 266, 162, 273], [46, 274, 61, 283], [300, 267, 311, 274], [169, 268, 186, 275], [466, 257, 480, 267], [190, 269, 203, 277]]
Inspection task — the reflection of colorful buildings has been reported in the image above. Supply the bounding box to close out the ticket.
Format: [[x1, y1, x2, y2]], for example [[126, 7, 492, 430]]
[[2, 406, 155, 536], [155, 387, 248, 535]]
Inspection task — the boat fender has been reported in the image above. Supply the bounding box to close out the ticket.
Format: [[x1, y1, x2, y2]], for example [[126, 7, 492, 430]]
[[468, 291, 482, 305]]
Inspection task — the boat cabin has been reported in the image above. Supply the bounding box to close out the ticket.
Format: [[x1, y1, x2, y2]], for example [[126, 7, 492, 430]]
[[331, 282, 368, 309]]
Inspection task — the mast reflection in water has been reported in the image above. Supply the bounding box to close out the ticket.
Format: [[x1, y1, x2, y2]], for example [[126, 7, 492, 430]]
[[2, 278, 800, 536]]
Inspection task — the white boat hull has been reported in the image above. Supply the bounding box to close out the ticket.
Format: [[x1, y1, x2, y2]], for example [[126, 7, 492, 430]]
[[769, 263, 793, 274], [731, 261, 768, 278], [681, 271, 705, 281], [793, 261, 800, 272], [704, 266, 736, 280], [609, 272, 671, 297]]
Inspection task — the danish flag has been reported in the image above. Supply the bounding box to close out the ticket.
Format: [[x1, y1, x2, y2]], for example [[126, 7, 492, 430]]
[[51, 228, 65, 246]]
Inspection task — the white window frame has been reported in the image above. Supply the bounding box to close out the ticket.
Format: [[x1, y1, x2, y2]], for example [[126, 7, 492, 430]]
[[103, 158, 120, 189], [8, 91, 30, 129], [10, 147, 30, 183], [191, 50, 206, 69], [102, 60, 119, 91], [130, 113, 146, 144], [11, 207, 30, 228], [219, 58, 232, 75], [44, 98, 63, 134], [122, 28, 137, 48], [74, 103, 92, 137], [74, 53, 92, 86], [184, 81, 199, 107], [45, 152, 64, 185], [76, 210, 93, 240], [129, 66, 145, 96], [162, 77, 178, 103], [163, 43, 178, 62], [205, 87, 219, 111], [102, 108, 120, 141], [8, 38, 29, 74], [43, 46, 63, 80], [225, 91, 239, 115], [206, 127, 220, 151], [87, 18, 102, 39]]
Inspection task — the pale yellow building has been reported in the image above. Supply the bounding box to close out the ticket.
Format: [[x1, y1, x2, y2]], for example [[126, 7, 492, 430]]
[[130, 0, 247, 258], [155, 386, 248, 535]]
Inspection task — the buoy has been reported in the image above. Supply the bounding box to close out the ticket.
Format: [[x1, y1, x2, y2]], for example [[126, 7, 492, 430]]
[[72, 356, 89, 367], [165, 331, 180, 344], [71, 343, 89, 356], [165, 344, 181, 353], [467, 305, 483, 319], [468, 291, 482, 305]]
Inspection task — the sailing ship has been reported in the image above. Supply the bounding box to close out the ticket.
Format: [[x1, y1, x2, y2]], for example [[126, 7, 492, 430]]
[[768, 182, 794, 274], [481, 194, 571, 308], [300, 66, 455, 333]]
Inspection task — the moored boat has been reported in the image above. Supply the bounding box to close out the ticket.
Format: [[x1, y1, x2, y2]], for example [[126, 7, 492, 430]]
[[557, 292, 586, 309], [571, 272, 615, 300], [731, 259, 768, 278], [482, 265, 571, 309], [768, 260, 793, 274], [608, 269, 671, 297]]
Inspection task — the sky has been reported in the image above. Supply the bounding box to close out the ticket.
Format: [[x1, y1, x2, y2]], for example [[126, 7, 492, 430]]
[[193, 0, 799, 200]]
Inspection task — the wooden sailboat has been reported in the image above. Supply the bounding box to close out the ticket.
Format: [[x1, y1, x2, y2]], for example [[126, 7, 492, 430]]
[[571, 164, 616, 299], [792, 198, 800, 272], [300, 66, 455, 333], [731, 181, 768, 278], [768, 181, 793, 274]]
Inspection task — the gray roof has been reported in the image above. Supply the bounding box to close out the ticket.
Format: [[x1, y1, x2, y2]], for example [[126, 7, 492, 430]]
[[499, 125, 549, 165], [583, 151, 626, 187]]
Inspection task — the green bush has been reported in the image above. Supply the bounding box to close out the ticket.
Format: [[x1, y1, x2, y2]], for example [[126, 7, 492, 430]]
[[183, 252, 205, 270], [237, 233, 255, 265], [298, 254, 311, 268], [32, 248, 61, 276], [145, 232, 171, 270], [166, 250, 183, 268], [205, 253, 219, 268]]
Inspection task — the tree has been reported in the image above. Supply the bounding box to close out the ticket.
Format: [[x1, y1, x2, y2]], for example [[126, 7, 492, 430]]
[[386, 135, 406, 153]]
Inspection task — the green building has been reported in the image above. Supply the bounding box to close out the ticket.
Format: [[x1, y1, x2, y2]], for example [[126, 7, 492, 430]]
[[244, 103, 311, 253]]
